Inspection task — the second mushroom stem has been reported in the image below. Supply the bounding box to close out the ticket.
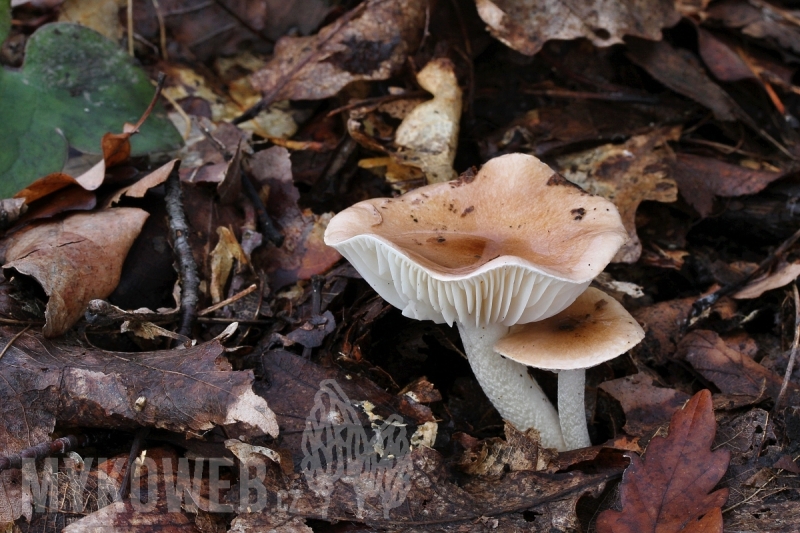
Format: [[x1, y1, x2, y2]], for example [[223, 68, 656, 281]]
[[457, 322, 567, 451], [557, 369, 591, 450]]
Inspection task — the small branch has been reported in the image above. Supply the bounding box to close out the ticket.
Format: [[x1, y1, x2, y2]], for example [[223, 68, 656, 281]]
[[165, 166, 200, 337], [0, 433, 103, 472], [199, 284, 258, 316], [775, 283, 800, 413], [241, 171, 284, 247], [0, 325, 30, 363], [117, 428, 150, 501]]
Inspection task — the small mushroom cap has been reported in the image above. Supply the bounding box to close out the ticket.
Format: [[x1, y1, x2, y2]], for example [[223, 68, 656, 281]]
[[494, 287, 645, 370], [324, 154, 628, 326]]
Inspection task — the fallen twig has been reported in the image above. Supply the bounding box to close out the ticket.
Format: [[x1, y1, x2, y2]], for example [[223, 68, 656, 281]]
[[165, 165, 200, 337], [0, 433, 104, 472]]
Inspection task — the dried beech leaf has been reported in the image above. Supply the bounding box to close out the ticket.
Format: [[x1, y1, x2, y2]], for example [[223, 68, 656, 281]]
[[250, 0, 425, 101], [475, 0, 679, 56], [596, 390, 730, 533], [2, 209, 148, 337], [556, 127, 679, 263], [393, 58, 462, 184]]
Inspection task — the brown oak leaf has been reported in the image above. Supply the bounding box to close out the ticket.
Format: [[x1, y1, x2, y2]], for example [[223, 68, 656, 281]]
[[596, 389, 730, 533]]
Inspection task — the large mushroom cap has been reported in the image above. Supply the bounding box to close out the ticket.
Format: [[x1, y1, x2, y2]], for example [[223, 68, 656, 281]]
[[324, 153, 628, 326], [494, 287, 645, 370]]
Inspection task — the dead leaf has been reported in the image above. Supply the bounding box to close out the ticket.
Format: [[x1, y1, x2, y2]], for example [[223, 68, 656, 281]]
[[697, 27, 758, 83], [627, 39, 739, 121], [596, 389, 730, 533], [27, 331, 277, 434], [556, 127, 680, 263], [475, 0, 679, 56], [671, 153, 784, 217], [599, 373, 690, 438], [249, 147, 340, 289], [733, 260, 800, 299], [250, 0, 425, 101], [210, 226, 247, 303], [2, 209, 149, 337], [393, 58, 462, 184], [677, 329, 799, 404]]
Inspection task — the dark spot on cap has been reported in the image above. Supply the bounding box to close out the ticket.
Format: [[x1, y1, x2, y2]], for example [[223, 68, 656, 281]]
[[452, 166, 478, 187], [571, 207, 586, 220], [594, 299, 608, 311], [461, 206, 475, 217]]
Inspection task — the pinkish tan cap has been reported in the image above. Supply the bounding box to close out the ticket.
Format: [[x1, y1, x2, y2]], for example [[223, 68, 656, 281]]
[[494, 287, 645, 370], [324, 154, 628, 327]]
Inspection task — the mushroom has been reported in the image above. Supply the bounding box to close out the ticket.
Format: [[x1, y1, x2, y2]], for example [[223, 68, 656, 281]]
[[324, 153, 627, 450], [494, 287, 645, 450]]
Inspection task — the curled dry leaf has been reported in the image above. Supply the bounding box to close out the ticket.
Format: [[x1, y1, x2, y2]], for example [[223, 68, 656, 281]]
[[475, 0, 679, 56], [105, 159, 178, 207], [393, 58, 462, 184], [596, 390, 730, 533], [733, 260, 800, 299], [250, 0, 425, 101], [556, 127, 679, 263], [2, 208, 149, 337], [708, 0, 800, 55]]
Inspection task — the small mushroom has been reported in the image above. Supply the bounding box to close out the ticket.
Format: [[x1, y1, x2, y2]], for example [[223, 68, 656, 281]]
[[324, 153, 627, 450], [494, 287, 645, 450]]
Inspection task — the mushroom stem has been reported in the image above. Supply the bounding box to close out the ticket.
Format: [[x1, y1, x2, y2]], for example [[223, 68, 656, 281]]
[[457, 322, 566, 450], [557, 369, 591, 450]]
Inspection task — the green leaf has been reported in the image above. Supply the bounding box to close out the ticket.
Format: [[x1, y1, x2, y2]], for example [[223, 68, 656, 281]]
[[0, 0, 9, 45], [0, 23, 182, 197]]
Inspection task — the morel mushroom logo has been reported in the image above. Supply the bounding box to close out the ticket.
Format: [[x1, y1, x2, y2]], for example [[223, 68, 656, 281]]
[[300, 379, 412, 519]]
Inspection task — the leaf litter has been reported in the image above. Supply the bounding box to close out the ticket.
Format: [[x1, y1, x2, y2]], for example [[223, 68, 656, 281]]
[[7, 0, 800, 531]]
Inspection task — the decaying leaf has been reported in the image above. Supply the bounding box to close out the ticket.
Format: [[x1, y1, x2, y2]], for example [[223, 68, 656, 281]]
[[2, 208, 148, 337], [458, 423, 550, 477], [249, 147, 340, 288], [393, 58, 462, 184], [599, 373, 690, 438], [671, 153, 783, 217], [631, 297, 694, 364], [556, 127, 680, 263], [19, 330, 276, 435], [677, 329, 799, 404], [475, 0, 679, 56], [250, 0, 425, 101], [596, 390, 730, 533]]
